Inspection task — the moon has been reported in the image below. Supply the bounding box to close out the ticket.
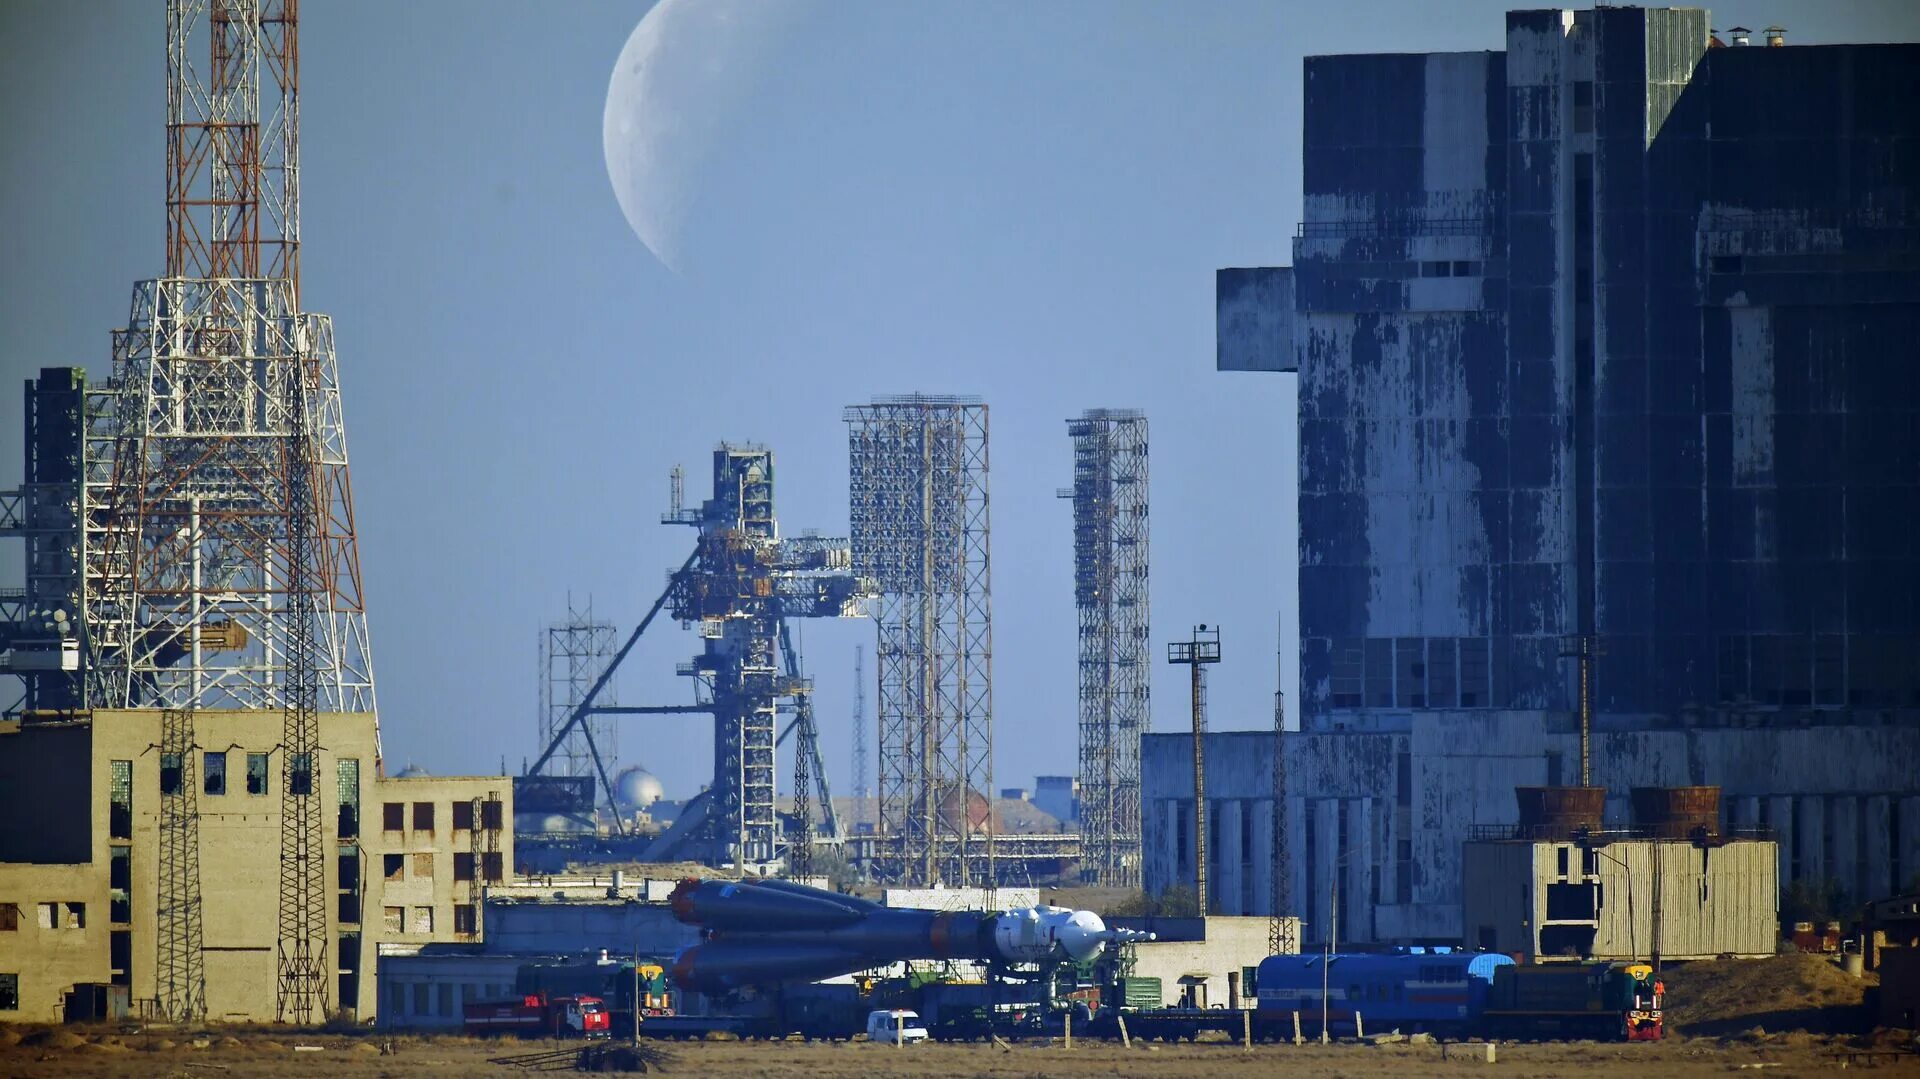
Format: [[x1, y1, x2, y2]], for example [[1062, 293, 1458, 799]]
[[603, 0, 803, 273]]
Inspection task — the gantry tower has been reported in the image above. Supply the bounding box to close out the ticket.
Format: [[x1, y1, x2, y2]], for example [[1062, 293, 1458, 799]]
[[539, 600, 619, 785], [1061, 409, 1149, 887], [846, 397, 994, 887]]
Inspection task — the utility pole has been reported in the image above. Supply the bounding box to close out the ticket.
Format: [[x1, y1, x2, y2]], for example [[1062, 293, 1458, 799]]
[[1167, 625, 1221, 916], [1269, 628, 1293, 955], [1559, 635, 1603, 786]]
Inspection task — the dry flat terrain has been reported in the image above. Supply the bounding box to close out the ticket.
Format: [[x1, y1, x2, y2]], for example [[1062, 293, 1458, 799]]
[[2, 956, 1915, 1078]]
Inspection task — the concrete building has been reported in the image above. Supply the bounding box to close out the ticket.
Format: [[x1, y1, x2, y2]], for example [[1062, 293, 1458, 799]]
[[1143, 725, 1918, 944], [1462, 837, 1777, 961], [1205, 6, 1920, 940], [1108, 915, 1298, 1010], [0, 710, 510, 1023]]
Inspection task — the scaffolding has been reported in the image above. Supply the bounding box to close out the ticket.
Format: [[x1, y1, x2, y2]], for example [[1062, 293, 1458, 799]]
[[851, 644, 868, 827], [539, 601, 619, 784], [1062, 409, 1149, 887], [846, 396, 994, 887]]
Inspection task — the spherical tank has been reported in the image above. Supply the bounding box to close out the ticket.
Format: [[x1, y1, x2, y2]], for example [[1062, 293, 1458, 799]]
[[615, 766, 665, 809]]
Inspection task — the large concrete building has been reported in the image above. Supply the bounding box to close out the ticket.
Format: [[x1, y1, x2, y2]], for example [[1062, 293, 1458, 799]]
[[0, 710, 511, 1023], [1197, 7, 1920, 942]]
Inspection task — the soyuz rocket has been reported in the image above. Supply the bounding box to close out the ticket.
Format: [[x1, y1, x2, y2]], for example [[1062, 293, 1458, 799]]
[[667, 877, 1154, 993]]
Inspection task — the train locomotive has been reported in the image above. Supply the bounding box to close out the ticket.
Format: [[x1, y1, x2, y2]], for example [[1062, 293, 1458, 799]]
[[1254, 953, 1664, 1042]]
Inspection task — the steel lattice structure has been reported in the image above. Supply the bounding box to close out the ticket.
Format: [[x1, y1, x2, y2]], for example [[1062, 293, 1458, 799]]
[[89, 0, 374, 717], [157, 708, 207, 1021], [539, 601, 619, 783], [846, 397, 994, 887], [850, 644, 868, 826], [1063, 409, 1149, 887]]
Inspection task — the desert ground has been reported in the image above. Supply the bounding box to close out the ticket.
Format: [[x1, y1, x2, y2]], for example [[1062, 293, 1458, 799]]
[[1, 955, 1913, 1077]]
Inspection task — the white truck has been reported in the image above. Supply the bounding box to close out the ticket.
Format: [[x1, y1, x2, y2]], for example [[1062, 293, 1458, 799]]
[[866, 1008, 929, 1044]]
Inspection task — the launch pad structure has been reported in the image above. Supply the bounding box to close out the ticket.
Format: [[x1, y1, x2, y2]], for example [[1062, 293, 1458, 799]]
[[1061, 409, 1149, 888], [846, 396, 994, 888], [526, 445, 873, 871]]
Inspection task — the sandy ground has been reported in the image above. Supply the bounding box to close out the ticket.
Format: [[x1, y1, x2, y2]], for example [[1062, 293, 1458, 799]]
[[3, 1029, 1918, 1078], [3, 956, 1915, 1077]]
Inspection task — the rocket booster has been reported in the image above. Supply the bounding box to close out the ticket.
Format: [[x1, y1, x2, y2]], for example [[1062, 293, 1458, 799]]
[[666, 877, 1154, 993]]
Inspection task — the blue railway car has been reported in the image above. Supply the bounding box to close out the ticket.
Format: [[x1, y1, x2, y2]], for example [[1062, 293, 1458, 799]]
[[1254, 952, 1515, 1037]]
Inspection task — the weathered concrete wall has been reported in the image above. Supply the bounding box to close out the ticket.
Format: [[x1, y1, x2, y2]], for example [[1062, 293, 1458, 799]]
[[1125, 916, 1288, 1009], [1463, 837, 1777, 961], [1145, 719, 1920, 945]]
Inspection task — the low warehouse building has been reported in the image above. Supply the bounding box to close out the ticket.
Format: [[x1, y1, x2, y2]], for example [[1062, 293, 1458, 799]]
[[1461, 787, 1778, 962], [1109, 915, 1300, 1009]]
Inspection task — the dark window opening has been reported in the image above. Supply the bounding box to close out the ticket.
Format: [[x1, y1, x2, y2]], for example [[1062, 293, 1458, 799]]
[[338, 892, 361, 925], [453, 801, 475, 831], [482, 799, 504, 831], [1539, 924, 1596, 958], [383, 802, 405, 831], [482, 851, 504, 883], [110, 931, 131, 987], [338, 852, 360, 892], [160, 753, 183, 796], [384, 854, 404, 881], [1557, 846, 1571, 878], [1478, 924, 1496, 950], [454, 904, 477, 935], [0, 973, 18, 1010], [289, 753, 313, 797], [203, 752, 226, 796], [454, 853, 476, 882], [413, 802, 435, 833], [1546, 882, 1600, 921], [246, 753, 270, 796], [1710, 254, 1743, 274], [1572, 80, 1594, 134], [0, 904, 17, 931], [1582, 848, 1599, 876]]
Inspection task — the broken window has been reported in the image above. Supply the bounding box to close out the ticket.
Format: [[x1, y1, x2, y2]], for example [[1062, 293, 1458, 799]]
[[0, 973, 17, 1011], [453, 800, 474, 831], [482, 852, 504, 883], [1546, 882, 1599, 921], [0, 903, 17, 931], [110, 760, 132, 838], [413, 853, 434, 880], [110, 847, 132, 922], [160, 753, 183, 796], [338, 852, 361, 892], [64, 903, 85, 929], [412, 906, 434, 934], [247, 753, 269, 796], [384, 854, 405, 882], [110, 930, 131, 987], [38, 903, 56, 929], [454, 853, 476, 882], [383, 906, 403, 933], [383, 802, 404, 832], [482, 799, 504, 831], [413, 802, 435, 833], [289, 752, 313, 796], [336, 760, 360, 838], [454, 904, 477, 935], [204, 752, 226, 796], [339, 892, 361, 925]]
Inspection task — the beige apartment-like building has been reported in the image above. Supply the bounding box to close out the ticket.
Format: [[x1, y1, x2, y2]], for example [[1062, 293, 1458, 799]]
[[0, 709, 511, 1023]]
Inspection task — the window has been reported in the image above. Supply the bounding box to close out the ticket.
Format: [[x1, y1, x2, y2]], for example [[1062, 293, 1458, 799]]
[[383, 906, 404, 933], [482, 852, 504, 884], [0, 903, 17, 931], [110, 760, 133, 838], [412, 982, 429, 1016], [384, 854, 405, 882], [65, 903, 86, 929], [337, 760, 360, 838], [111, 847, 132, 922], [289, 752, 313, 797], [437, 983, 454, 1017], [383, 802, 405, 832], [38, 903, 56, 929], [0, 973, 16, 1011], [454, 853, 476, 882], [482, 799, 504, 831], [454, 904, 477, 935], [110, 930, 131, 986], [204, 752, 227, 796], [453, 801, 475, 831], [1557, 847, 1570, 878], [413, 853, 434, 880], [338, 852, 361, 892], [247, 753, 270, 796], [160, 753, 183, 796], [1572, 80, 1594, 134], [412, 906, 434, 934], [339, 892, 361, 925], [413, 802, 435, 833]]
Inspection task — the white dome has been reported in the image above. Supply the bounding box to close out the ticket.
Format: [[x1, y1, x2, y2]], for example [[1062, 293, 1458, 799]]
[[614, 766, 665, 809]]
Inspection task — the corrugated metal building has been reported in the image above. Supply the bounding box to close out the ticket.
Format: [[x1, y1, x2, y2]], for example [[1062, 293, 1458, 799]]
[[1200, 6, 1920, 943]]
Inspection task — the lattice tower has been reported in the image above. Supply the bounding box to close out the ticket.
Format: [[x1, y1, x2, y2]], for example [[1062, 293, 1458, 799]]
[[90, 0, 373, 717], [1270, 680, 1295, 955], [156, 708, 207, 1020], [846, 397, 994, 887], [1063, 410, 1148, 887], [851, 644, 868, 825], [539, 600, 619, 781]]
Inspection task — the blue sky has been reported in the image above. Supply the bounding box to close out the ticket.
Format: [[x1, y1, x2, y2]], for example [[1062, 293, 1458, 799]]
[[4, 1, 1915, 798]]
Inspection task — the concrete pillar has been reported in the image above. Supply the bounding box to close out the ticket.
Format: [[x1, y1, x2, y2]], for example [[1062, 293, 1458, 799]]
[[1865, 795, 1893, 901], [1315, 798, 1341, 946], [1220, 799, 1244, 914], [1349, 798, 1376, 945], [1768, 796, 1795, 879], [1799, 796, 1826, 882], [1831, 797, 1860, 902], [1251, 797, 1276, 917], [1900, 797, 1920, 892]]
